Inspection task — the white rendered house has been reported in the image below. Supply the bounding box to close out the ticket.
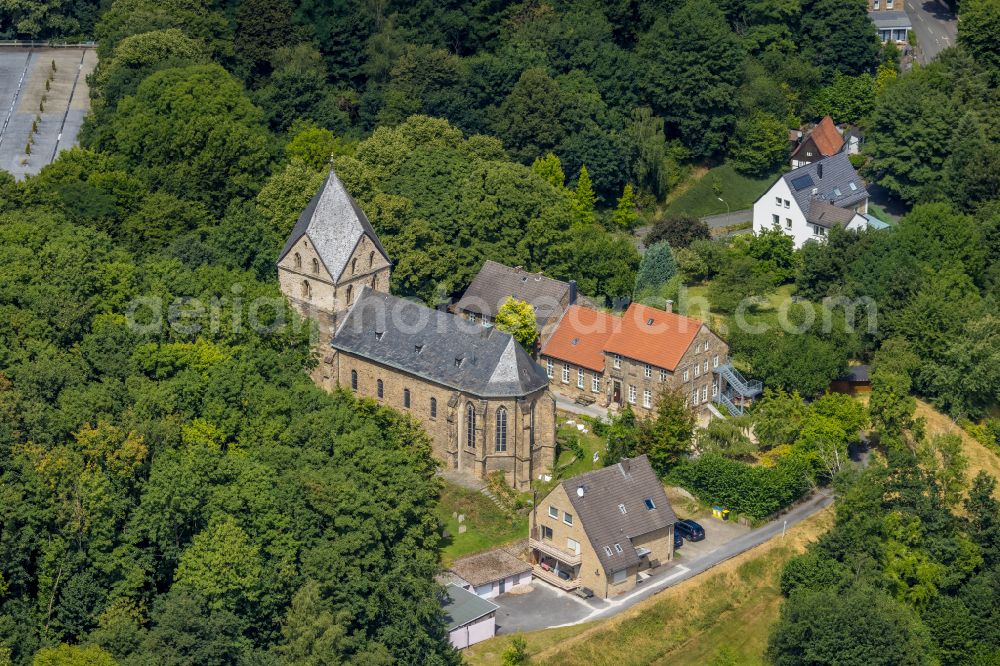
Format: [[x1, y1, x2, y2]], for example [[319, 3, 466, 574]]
[[753, 153, 874, 249]]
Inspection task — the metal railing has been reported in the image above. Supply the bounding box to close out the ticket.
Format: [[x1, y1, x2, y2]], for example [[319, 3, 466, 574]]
[[714, 363, 763, 398]]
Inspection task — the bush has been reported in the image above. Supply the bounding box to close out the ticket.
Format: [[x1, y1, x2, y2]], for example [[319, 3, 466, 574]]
[[646, 214, 710, 249], [669, 453, 811, 520]]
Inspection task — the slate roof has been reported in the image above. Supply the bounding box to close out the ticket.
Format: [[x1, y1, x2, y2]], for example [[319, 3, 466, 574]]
[[277, 169, 390, 279], [806, 200, 860, 228], [442, 584, 499, 631], [869, 9, 911, 29], [448, 549, 532, 588], [559, 455, 677, 575], [333, 287, 549, 398], [791, 116, 844, 160], [839, 364, 871, 383], [454, 261, 572, 326], [780, 153, 868, 221], [540, 305, 618, 372]]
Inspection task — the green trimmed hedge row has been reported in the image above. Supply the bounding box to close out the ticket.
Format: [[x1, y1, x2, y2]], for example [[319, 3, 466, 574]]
[[670, 453, 812, 521]]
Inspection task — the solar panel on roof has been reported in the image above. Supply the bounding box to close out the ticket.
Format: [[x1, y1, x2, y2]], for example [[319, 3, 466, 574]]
[[791, 174, 815, 191]]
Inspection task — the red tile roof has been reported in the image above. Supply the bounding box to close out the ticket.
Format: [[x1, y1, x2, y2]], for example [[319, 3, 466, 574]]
[[540, 305, 617, 372], [793, 116, 844, 160], [541, 303, 705, 372], [603, 303, 703, 371]]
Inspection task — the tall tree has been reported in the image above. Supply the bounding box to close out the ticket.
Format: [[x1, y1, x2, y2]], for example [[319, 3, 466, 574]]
[[494, 297, 539, 350], [637, 0, 744, 158]]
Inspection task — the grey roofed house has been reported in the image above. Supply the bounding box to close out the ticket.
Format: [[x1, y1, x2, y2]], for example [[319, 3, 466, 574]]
[[333, 286, 550, 398], [454, 260, 576, 328], [276, 170, 390, 277], [782, 152, 868, 221], [869, 9, 912, 31], [448, 549, 532, 589], [562, 455, 677, 575], [442, 584, 499, 632]]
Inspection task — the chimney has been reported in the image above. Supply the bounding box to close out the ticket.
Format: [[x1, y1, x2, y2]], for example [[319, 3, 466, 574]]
[[568, 280, 578, 305], [817, 163, 824, 179], [665, 299, 673, 313]]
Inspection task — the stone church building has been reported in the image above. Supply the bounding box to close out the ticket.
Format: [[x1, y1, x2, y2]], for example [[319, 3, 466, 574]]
[[278, 170, 556, 490]]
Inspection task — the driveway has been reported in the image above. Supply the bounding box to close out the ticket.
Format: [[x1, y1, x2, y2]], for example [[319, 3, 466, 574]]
[[907, 0, 957, 64], [492, 489, 833, 633]]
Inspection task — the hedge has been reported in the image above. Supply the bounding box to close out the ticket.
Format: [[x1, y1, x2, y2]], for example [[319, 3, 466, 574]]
[[669, 453, 812, 521]]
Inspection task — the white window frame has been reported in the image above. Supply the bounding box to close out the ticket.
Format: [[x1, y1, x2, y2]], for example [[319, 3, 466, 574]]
[[643, 389, 652, 409], [683, 370, 689, 382], [784, 199, 790, 208], [562, 364, 569, 383], [713, 355, 719, 368], [577, 369, 584, 389], [563, 512, 573, 526], [619, 504, 627, 515], [659, 369, 667, 382], [704, 360, 709, 373], [775, 196, 782, 206], [613, 354, 621, 369], [644, 364, 651, 378], [772, 213, 779, 226], [702, 386, 708, 402], [567, 538, 580, 555], [713, 382, 719, 398], [546, 359, 553, 378], [628, 385, 637, 404], [694, 365, 700, 379], [591, 374, 600, 393], [692, 389, 699, 405], [786, 217, 793, 229], [549, 505, 558, 519]]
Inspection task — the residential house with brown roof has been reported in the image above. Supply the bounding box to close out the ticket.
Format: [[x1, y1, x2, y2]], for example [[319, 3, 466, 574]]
[[453, 260, 582, 344], [539, 302, 759, 415], [528, 455, 677, 598], [790, 116, 845, 168]]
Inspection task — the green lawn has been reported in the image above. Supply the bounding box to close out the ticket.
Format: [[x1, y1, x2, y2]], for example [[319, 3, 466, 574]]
[[436, 481, 527, 565], [678, 283, 795, 331], [666, 162, 783, 219]]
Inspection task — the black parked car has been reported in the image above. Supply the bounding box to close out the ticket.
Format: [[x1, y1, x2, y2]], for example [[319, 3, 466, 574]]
[[675, 519, 706, 542], [674, 529, 683, 549]]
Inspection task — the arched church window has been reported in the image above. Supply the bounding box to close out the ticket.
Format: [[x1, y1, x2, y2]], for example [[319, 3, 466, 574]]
[[346, 285, 353, 305], [495, 407, 508, 452], [312, 258, 319, 274], [301, 280, 311, 300], [294, 252, 301, 269], [466, 403, 476, 449]]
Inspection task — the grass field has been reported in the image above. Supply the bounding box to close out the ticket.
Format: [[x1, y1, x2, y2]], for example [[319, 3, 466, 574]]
[[679, 283, 795, 332], [464, 505, 836, 666], [665, 162, 783, 219], [915, 399, 1000, 498], [436, 481, 526, 565]]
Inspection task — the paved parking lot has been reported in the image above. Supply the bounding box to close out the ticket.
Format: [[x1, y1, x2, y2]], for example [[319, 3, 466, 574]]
[[493, 513, 752, 634], [0, 47, 95, 179]]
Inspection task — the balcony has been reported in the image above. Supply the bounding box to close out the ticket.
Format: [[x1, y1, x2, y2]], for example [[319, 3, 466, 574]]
[[532, 564, 580, 590], [529, 536, 582, 566]]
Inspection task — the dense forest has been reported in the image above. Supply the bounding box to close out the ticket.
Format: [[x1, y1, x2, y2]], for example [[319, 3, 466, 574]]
[[1, 0, 1000, 663]]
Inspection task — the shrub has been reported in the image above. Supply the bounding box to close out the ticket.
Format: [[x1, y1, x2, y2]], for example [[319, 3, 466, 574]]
[[669, 453, 811, 520]]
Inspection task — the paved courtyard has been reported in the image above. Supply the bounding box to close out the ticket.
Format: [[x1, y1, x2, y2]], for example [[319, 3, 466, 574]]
[[0, 46, 95, 180], [494, 511, 752, 634], [491, 490, 832, 634]]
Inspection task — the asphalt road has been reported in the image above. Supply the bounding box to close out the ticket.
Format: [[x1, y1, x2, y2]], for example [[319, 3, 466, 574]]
[[495, 488, 834, 633], [907, 0, 958, 64]]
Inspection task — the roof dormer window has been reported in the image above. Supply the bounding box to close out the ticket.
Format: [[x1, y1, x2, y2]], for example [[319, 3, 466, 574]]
[[604, 546, 613, 556], [415, 344, 423, 353], [375, 330, 384, 341], [455, 357, 464, 368], [618, 503, 627, 515]]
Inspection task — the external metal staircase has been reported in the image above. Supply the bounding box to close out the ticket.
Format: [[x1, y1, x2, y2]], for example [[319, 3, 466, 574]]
[[713, 363, 763, 416]]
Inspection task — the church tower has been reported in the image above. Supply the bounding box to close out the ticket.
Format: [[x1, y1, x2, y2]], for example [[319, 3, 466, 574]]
[[277, 169, 391, 341]]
